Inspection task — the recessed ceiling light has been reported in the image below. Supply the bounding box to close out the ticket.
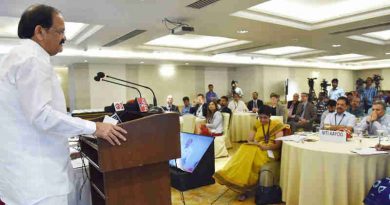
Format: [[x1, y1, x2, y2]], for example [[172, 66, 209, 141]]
[[237, 30, 248, 34], [140, 61, 144, 64], [386, 52, 390, 55], [332, 44, 341, 47], [145, 34, 236, 49], [316, 53, 373, 62], [252, 46, 314, 56]]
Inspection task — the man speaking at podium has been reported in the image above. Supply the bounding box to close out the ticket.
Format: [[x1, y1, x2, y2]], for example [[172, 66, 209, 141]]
[[0, 4, 127, 205]]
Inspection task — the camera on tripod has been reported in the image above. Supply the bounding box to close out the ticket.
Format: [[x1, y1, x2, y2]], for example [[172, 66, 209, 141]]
[[307, 78, 317, 89], [320, 79, 330, 93]]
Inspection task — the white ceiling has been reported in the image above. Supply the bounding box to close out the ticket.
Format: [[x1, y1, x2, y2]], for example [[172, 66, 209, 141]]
[[1, 0, 390, 69]]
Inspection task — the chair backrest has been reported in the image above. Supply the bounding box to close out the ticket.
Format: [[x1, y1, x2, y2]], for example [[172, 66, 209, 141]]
[[182, 114, 196, 133], [270, 116, 283, 124], [222, 113, 230, 132]]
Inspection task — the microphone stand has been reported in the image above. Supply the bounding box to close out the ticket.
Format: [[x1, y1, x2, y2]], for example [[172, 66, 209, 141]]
[[105, 75, 158, 107], [94, 76, 142, 98]]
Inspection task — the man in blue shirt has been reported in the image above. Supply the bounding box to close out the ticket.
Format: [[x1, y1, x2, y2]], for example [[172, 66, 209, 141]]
[[206, 84, 218, 103], [363, 77, 377, 113], [181, 96, 191, 115]]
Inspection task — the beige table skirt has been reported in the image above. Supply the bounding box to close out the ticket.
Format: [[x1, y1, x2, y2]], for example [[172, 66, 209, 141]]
[[280, 138, 390, 205], [229, 112, 257, 142]]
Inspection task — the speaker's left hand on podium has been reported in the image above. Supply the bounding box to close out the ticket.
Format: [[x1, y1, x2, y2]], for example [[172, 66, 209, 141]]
[[94, 122, 127, 145]]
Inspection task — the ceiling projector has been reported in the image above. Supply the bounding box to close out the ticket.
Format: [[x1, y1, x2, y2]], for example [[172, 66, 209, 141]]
[[171, 26, 194, 35]]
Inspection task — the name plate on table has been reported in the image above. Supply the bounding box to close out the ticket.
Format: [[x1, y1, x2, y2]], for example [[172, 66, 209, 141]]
[[319, 130, 346, 143]]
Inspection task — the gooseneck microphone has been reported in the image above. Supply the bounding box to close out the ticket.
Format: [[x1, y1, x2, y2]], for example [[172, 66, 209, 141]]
[[94, 74, 142, 98], [96, 72, 158, 106]]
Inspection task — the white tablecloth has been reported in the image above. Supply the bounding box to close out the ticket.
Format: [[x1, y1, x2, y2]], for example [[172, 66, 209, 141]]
[[280, 136, 390, 205]]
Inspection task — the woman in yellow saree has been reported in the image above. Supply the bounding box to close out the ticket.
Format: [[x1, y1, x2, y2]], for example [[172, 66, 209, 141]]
[[213, 105, 286, 201]]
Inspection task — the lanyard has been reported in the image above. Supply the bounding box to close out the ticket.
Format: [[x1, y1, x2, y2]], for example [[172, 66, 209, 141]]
[[262, 120, 271, 143], [334, 114, 345, 126]]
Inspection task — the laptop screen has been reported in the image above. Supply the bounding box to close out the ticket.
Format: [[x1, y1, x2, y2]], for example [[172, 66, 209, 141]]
[[169, 132, 213, 173]]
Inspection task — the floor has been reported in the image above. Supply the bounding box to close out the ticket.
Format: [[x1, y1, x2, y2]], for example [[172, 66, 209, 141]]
[[170, 142, 285, 205]]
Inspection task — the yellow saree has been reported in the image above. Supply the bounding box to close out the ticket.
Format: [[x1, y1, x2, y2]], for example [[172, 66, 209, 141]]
[[213, 119, 286, 193]]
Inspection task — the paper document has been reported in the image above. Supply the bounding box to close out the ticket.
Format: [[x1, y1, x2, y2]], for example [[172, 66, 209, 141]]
[[275, 135, 306, 142], [351, 148, 388, 155]]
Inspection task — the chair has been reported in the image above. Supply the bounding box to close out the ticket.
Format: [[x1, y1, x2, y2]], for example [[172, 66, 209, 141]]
[[259, 126, 291, 186], [182, 114, 196, 133], [214, 113, 230, 158]]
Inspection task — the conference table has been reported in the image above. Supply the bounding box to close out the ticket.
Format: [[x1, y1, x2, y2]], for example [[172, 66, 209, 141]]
[[280, 135, 390, 205]]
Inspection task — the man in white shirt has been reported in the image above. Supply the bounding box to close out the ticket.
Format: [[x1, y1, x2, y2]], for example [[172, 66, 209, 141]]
[[161, 95, 179, 112], [0, 5, 127, 205], [328, 78, 345, 100], [355, 101, 390, 135], [320, 99, 336, 128], [323, 97, 356, 131], [228, 93, 248, 112]]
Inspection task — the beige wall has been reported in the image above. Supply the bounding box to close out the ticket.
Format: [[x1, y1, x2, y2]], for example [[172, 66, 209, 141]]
[[66, 62, 386, 110], [54, 66, 69, 107]]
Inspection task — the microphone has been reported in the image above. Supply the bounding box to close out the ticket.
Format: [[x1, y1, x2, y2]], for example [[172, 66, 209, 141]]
[[94, 74, 142, 98], [97, 72, 158, 106]]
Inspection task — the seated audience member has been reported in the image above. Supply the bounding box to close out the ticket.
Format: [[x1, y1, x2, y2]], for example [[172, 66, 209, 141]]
[[205, 84, 218, 103], [269, 93, 286, 123], [316, 93, 329, 123], [181, 96, 191, 115], [323, 97, 356, 131], [346, 92, 353, 104], [247, 91, 264, 113], [219, 96, 232, 116], [196, 100, 223, 136], [162, 95, 179, 112], [190, 93, 207, 118], [213, 106, 287, 201], [228, 93, 248, 112], [289, 93, 317, 132], [287, 93, 300, 121], [320, 100, 336, 128], [355, 101, 390, 135], [348, 96, 365, 117]]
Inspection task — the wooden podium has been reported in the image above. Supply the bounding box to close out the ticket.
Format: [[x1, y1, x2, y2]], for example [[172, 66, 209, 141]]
[[79, 113, 180, 205]]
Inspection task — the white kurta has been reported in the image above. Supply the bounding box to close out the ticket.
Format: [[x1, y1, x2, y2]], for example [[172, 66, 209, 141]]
[[0, 40, 96, 205], [228, 100, 248, 112]]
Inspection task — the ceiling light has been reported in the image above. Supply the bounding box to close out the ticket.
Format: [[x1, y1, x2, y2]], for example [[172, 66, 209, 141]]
[[248, 0, 390, 24], [237, 30, 248, 34], [84, 60, 88, 63], [185, 63, 189, 65], [252, 46, 314, 56], [363, 29, 390, 40], [386, 52, 390, 55], [316, 53, 373, 62], [140, 61, 144, 64], [332, 44, 341, 47], [145, 34, 236, 49], [73, 25, 104, 45], [202, 40, 250, 52]]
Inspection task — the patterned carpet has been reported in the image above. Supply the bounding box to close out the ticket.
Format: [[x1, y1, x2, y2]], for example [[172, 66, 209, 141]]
[[170, 143, 285, 205]]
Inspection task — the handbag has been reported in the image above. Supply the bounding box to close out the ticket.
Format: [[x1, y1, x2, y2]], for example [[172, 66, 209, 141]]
[[255, 170, 283, 205]]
